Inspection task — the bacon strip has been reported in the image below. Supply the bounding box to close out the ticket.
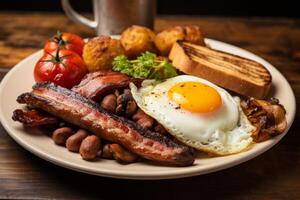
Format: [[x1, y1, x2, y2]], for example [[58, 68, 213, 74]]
[[12, 109, 58, 127], [72, 70, 142, 101], [17, 82, 195, 166]]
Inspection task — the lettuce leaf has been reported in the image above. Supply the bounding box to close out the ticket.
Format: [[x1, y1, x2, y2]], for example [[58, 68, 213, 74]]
[[112, 52, 177, 80]]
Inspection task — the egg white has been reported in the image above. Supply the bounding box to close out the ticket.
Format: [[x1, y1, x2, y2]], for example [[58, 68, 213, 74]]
[[130, 75, 255, 155]]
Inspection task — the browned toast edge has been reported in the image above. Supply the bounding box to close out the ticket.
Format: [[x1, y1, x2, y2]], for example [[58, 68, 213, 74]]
[[169, 41, 272, 99]]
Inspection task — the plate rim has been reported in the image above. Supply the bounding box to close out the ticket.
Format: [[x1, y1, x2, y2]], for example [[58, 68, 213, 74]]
[[0, 38, 296, 180]]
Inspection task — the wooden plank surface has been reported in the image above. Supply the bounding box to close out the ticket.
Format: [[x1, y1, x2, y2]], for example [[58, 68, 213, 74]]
[[0, 12, 300, 200]]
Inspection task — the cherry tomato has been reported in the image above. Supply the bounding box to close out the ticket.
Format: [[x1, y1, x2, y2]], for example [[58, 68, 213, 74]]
[[34, 48, 87, 89], [44, 31, 85, 56]]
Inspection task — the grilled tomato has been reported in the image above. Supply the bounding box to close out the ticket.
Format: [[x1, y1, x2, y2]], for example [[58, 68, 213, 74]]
[[34, 48, 87, 89], [44, 31, 85, 56]]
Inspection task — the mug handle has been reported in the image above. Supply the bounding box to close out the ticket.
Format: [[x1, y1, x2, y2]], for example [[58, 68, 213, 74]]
[[61, 0, 97, 28]]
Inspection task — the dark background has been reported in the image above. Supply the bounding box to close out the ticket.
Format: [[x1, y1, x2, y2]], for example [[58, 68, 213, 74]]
[[0, 0, 299, 17]]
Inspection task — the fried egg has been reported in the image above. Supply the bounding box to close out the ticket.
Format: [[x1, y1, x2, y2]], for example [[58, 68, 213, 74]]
[[130, 75, 255, 155]]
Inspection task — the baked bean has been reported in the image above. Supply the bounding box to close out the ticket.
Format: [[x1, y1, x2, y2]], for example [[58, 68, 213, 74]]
[[101, 94, 117, 112], [52, 127, 74, 146], [79, 135, 101, 160], [125, 100, 137, 117], [110, 144, 138, 163], [132, 109, 154, 129], [123, 89, 131, 95], [116, 92, 137, 116], [66, 129, 89, 152], [137, 117, 154, 129], [101, 144, 113, 159]]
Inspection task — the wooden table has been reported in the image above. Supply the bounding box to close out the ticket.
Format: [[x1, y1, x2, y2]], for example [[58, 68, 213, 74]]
[[0, 12, 299, 200]]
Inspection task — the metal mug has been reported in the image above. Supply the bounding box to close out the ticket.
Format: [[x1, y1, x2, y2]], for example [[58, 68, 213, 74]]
[[61, 0, 156, 35]]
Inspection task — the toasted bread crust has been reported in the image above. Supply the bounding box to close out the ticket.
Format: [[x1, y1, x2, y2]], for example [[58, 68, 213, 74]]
[[169, 42, 272, 99]]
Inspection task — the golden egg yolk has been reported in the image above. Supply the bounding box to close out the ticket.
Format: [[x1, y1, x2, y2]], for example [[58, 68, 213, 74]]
[[168, 81, 222, 113]]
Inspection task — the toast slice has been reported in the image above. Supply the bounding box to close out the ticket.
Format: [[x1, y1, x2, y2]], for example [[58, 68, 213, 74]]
[[169, 41, 272, 99]]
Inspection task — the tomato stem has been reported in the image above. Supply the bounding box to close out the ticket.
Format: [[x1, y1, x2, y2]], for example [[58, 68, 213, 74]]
[[55, 46, 60, 62], [56, 30, 62, 39], [51, 30, 66, 47], [43, 46, 71, 67]]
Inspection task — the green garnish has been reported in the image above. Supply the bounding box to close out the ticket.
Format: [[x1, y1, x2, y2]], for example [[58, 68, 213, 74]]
[[112, 52, 177, 80]]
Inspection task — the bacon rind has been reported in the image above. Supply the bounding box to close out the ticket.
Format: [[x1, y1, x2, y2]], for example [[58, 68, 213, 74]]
[[72, 70, 142, 101], [12, 109, 58, 127], [17, 82, 195, 166]]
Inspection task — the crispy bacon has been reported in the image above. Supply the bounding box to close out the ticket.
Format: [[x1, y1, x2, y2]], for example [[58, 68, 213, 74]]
[[72, 70, 142, 101], [16, 82, 195, 166], [12, 109, 58, 127]]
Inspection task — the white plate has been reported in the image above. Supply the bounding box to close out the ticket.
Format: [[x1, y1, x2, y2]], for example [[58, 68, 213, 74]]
[[0, 39, 296, 180]]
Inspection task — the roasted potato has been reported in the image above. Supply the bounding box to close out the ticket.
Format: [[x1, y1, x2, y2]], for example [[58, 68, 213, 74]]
[[154, 26, 185, 56], [184, 25, 206, 45], [154, 25, 205, 56], [121, 25, 156, 58], [83, 36, 125, 72]]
